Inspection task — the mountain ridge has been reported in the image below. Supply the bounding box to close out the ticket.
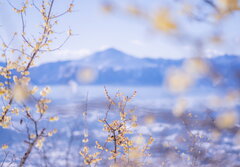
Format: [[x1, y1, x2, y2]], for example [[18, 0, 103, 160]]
[[16, 48, 240, 86]]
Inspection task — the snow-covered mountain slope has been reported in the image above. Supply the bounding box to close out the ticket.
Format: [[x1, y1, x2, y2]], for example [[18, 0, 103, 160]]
[[28, 48, 240, 87]]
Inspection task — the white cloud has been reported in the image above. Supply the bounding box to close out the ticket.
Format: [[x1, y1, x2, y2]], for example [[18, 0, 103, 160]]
[[54, 49, 91, 57], [99, 45, 113, 51], [37, 48, 92, 65], [205, 49, 224, 58], [131, 40, 144, 46]]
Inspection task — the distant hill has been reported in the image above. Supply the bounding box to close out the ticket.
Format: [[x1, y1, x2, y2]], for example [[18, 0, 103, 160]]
[[10, 48, 240, 87]]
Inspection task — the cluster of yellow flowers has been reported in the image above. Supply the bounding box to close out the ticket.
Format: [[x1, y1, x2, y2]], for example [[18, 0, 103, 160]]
[[0, 0, 75, 165], [79, 146, 102, 165], [79, 88, 154, 166]]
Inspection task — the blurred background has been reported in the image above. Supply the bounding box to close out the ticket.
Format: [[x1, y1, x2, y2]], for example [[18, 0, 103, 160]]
[[0, 0, 240, 166]]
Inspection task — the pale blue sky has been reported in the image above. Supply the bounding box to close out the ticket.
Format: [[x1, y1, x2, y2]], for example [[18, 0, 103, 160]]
[[0, 0, 240, 64]]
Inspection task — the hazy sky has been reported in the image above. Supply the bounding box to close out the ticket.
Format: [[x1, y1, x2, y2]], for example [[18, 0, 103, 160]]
[[0, 0, 240, 64]]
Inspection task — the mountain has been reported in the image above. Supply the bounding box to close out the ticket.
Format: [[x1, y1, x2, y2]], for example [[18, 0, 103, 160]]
[[27, 48, 240, 87]]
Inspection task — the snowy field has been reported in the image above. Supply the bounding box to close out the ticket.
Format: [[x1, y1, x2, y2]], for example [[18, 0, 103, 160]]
[[1, 85, 240, 167]]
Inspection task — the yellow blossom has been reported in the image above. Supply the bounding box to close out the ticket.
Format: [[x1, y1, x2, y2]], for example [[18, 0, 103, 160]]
[[1, 144, 8, 150]]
